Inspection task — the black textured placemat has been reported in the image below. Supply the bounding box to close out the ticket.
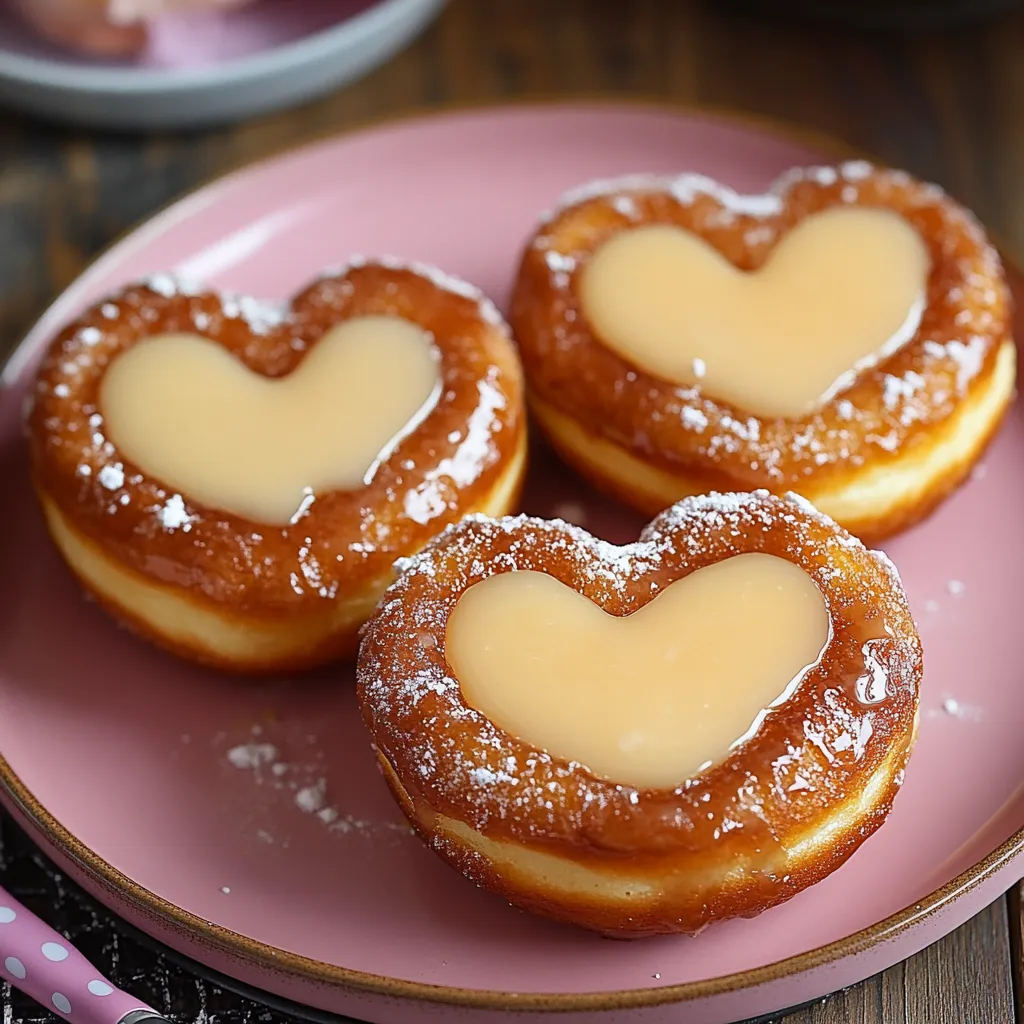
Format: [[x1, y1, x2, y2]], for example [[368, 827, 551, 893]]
[[0, 812, 345, 1024]]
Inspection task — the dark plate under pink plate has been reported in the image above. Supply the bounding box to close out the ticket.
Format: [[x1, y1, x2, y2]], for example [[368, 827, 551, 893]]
[[0, 104, 1022, 1024]]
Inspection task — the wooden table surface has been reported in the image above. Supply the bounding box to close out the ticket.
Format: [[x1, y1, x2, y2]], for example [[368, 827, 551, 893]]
[[0, 1, 1021, 1021]]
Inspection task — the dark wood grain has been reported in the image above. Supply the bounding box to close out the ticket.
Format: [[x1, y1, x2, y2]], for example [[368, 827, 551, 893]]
[[1011, 882, 1024, 1023], [1, 1, 1022, 1022], [784, 898, 1015, 1024]]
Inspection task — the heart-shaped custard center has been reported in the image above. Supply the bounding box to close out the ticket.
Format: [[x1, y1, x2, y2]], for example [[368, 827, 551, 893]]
[[579, 206, 930, 418], [101, 315, 441, 524], [447, 553, 830, 789]]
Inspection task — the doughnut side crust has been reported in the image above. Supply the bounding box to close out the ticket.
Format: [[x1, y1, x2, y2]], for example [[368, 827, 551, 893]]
[[28, 261, 527, 671], [357, 492, 922, 936], [529, 337, 1015, 542], [510, 162, 1013, 538]]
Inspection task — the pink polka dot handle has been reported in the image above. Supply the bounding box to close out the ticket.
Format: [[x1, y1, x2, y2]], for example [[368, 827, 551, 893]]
[[0, 884, 165, 1024]]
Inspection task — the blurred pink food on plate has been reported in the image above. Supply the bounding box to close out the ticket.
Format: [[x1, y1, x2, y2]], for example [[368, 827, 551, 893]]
[[8, 0, 379, 66]]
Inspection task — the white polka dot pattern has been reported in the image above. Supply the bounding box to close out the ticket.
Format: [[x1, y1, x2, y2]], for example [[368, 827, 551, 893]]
[[0, 884, 159, 1022]]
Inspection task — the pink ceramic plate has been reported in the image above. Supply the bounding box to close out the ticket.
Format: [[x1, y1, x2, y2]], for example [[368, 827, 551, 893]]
[[0, 104, 1022, 1024]]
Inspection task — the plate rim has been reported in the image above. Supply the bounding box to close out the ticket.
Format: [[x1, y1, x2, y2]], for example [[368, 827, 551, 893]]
[[0, 0, 443, 93], [1, 97, 1023, 1013]]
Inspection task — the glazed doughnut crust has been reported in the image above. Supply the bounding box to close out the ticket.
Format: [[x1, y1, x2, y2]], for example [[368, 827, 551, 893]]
[[358, 491, 922, 937], [511, 161, 1015, 541], [28, 261, 527, 673]]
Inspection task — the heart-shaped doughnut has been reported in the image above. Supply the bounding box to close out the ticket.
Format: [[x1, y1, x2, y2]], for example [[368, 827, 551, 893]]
[[29, 259, 527, 673], [511, 161, 1015, 541], [358, 490, 922, 937]]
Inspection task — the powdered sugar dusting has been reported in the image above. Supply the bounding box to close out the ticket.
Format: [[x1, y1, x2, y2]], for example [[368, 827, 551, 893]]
[[360, 491, 914, 843], [295, 780, 326, 814], [680, 405, 710, 432], [155, 493, 195, 532], [543, 161, 899, 226], [97, 462, 125, 490], [219, 293, 286, 336], [143, 272, 204, 299], [226, 742, 278, 770], [927, 695, 984, 722], [544, 250, 578, 288], [330, 255, 509, 331], [403, 371, 507, 527], [223, 727, 413, 844], [139, 257, 508, 339], [143, 272, 286, 335], [544, 173, 780, 223]]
